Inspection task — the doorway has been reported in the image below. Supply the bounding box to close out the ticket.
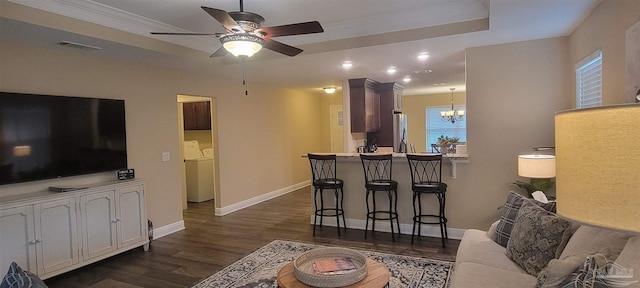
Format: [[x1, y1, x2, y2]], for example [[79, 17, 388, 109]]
[[177, 95, 219, 211]]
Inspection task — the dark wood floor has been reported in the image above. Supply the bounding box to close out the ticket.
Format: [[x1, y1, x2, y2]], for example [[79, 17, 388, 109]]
[[44, 187, 459, 287]]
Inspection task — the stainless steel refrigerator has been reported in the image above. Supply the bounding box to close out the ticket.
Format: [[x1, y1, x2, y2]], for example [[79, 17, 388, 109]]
[[393, 112, 408, 153]]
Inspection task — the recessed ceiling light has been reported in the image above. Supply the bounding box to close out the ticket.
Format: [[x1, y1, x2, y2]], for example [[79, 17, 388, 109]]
[[342, 61, 352, 69], [324, 87, 336, 94], [417, 52, 429, 60], [387, 66, 397, 74], [403, 76, 411, 83]]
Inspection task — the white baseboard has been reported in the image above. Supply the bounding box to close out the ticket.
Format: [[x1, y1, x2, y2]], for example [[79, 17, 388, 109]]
[[152, 220, 185, 239], [309, 215, 466, 240], [215, 181, 310, 216]]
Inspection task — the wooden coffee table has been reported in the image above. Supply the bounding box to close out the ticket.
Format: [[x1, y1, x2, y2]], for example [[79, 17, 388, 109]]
[[277, 258, 389, 288]]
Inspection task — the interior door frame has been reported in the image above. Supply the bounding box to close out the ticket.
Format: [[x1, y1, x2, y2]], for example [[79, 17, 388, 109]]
[[177, 95, 219, 211]]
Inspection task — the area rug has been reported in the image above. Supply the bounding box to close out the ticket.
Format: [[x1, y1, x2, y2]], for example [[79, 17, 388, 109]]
[[192, 239, 454, 288]]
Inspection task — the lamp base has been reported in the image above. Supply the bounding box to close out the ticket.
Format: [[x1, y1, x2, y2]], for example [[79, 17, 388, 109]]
[[513, 178, 555, 198]]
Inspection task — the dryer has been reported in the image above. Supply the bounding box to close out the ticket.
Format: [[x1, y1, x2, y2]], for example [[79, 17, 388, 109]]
[[184, 141, 214, 202]]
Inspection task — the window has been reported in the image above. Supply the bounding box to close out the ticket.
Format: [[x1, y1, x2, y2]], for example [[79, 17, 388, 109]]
[[426, 106, 467, 151], [575, 50, 602, 108]]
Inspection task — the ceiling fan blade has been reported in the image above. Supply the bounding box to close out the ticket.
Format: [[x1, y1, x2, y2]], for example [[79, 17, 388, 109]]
[[151, 32, 224, 36], [258, 21, 324, 38], [201, 6, 245, 33], [210, 46, 228, 58], [262, 39, 303, 57]]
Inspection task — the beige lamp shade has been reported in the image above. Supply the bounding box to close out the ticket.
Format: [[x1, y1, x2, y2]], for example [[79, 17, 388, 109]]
[[518, 155, 556, 178], [555, 104, 640, 232]]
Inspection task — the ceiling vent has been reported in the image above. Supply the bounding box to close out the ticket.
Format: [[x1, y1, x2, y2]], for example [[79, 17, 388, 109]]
[[57, 41, 102, 51], [411, 69, 433, 74]]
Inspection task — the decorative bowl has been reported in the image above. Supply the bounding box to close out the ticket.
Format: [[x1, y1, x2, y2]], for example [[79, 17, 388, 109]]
[[293, 247, 368, 287]]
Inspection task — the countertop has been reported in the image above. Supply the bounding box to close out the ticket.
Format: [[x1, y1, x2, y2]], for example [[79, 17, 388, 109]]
[[303, 152, 469, 160]]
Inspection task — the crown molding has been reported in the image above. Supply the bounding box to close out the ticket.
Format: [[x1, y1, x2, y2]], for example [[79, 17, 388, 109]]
[[8, 0, 218, 53]]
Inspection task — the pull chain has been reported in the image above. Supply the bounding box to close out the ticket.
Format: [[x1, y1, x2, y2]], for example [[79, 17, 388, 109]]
[[242, 57, 248, 96]]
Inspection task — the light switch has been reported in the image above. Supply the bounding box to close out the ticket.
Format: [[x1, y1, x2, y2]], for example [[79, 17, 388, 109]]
[[162, 152, 170, 162]]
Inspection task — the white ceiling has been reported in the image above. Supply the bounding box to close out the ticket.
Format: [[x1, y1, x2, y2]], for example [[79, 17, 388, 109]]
[[1, 0, 601, 95]]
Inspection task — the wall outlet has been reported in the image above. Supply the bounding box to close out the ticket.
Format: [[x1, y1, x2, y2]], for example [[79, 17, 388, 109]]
[[162, 152, 170, 162]]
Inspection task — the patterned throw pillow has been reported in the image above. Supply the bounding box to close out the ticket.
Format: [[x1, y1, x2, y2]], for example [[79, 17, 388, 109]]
[[0, 262, 47, 288], [505, 201, 571, 276], [493, 191, 557, 247]]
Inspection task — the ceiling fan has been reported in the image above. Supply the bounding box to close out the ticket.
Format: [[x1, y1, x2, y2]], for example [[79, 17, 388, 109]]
[[151, 0, 324, 58]]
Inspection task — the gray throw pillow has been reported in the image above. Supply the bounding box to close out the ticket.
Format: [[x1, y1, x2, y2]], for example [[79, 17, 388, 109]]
[[493, 191, 557, 247], [559, 225, 634, 261], [505, 200, 571, 276], [0, 262, 48, 288]]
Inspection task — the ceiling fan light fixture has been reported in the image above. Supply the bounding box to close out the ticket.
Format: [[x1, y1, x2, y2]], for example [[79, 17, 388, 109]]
[[220, 34, 264, 57]]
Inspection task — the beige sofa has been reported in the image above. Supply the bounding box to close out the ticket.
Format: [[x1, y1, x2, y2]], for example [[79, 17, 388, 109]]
[[450, 221, 640, 288]]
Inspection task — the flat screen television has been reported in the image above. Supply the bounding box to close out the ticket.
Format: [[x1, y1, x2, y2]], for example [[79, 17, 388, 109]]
[[0, 92, 127, 185]]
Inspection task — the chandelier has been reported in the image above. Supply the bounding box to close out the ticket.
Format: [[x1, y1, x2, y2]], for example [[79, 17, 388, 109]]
[[441, 87, 465, 123]]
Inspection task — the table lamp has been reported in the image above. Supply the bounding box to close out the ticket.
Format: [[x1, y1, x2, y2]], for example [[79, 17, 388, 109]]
[[555, 104, 640, 232], [514, 149, 556, 197]]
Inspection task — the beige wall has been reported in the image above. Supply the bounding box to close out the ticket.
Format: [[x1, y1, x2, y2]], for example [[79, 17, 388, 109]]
[[569, 0, 640, 105], [0, 40, 325, 228], [216, 85, 324, 206], [403, 92, 467, 152], [184, 131, 213, 150], [453, 37, 571, 229]]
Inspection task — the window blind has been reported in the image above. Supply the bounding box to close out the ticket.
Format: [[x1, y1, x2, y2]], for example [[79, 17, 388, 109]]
[[425, 106, 467, 151], [575, 50, 602, 108]]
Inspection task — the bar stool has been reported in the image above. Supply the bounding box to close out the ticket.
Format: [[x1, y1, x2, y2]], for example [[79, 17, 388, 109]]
[[406, 153, 448, 247], [308, 154, 346, 236], [359, 154, 400, 241]]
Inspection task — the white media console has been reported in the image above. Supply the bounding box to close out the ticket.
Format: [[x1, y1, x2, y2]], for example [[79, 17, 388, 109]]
[[0, 179, 148, 279]]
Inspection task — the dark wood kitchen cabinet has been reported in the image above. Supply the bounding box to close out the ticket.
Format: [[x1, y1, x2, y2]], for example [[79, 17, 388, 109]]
[[183, 101, 211, 130], [349, 78, 380, 133]]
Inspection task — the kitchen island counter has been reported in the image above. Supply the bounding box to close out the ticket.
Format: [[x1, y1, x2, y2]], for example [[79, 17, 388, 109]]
[[303, 152, 468, 160], [303, 152, 469, 240], [303, 153, 468, 178]]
